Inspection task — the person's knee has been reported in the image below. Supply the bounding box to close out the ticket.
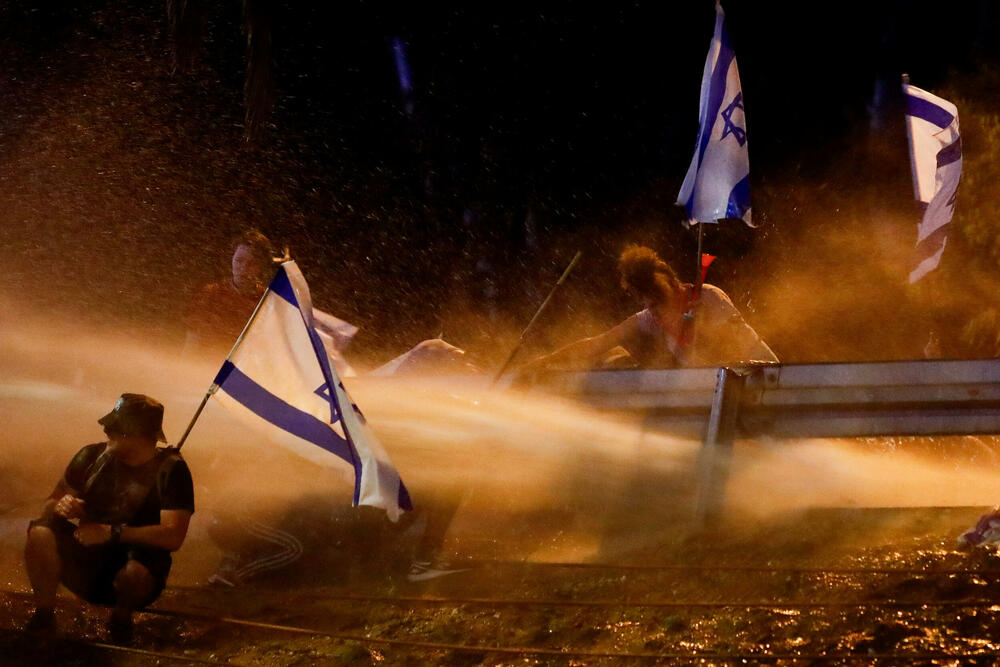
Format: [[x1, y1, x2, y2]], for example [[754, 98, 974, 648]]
[[25, 525, 57, 556]]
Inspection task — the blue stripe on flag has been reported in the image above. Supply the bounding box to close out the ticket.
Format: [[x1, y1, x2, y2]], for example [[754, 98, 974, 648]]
[[725, 174, 750, 220], [311, 322, 412, 509], [398, 483, 413, 512], [937, 137, 962, 168], [914, 223, 949, 262], [304, 324, 368, 505], [214, 360, 357, 466], [906, 94, 954, 129], [270, 267, 299, 307], [275, 262, 409, 514], [694, 34, 736, 172], [281, 272, 366, 503], [213, 360, 235, 386]]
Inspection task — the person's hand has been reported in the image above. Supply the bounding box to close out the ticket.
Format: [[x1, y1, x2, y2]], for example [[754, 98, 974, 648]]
[[73, 522, 112, 547], [54, 495, 86, 520], [924, 331, 942, 359]]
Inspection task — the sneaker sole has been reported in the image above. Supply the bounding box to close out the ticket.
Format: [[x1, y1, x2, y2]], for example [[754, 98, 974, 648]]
[[406, 567, 471, 582]]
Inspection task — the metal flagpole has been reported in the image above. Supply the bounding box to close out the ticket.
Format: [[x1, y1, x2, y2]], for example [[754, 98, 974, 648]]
[[695, 221, 705, 297], [491, 250, 582, 387], [901, 73, 920, 203], [175, 262, 286, 450]]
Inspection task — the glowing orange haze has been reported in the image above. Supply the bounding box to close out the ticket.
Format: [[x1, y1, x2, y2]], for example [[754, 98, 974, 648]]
[[1, 297, 998, 586]]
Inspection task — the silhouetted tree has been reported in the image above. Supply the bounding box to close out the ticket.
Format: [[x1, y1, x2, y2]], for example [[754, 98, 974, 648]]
[[167, 0, 275, 142]]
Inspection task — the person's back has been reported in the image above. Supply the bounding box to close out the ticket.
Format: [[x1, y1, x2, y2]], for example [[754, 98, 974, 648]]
[[622, 284, 775, 368], [185, 280, 259, 352], [518, 245, 777, 375]]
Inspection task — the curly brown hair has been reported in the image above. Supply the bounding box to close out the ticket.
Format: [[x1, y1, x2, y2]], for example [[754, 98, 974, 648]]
[[618, 244, 681, 303]]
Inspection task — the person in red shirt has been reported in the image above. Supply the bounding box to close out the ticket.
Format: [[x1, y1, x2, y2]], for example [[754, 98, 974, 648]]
[[182, 229, 308, 586], [184, 229, 278, 355]]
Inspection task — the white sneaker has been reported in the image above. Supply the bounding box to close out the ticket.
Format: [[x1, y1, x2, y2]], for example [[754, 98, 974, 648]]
[[207, 572, 239, 587], [406, 560, 470, 582]]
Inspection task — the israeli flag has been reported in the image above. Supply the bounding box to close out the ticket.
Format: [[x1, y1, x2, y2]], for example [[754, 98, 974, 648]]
[[211, 261, 412, 521], [312, 308, 359, 378], [677, 2, 752, 227], [903, 81, 962, 283]]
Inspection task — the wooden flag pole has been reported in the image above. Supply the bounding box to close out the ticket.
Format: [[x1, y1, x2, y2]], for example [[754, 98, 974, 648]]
[[491, 250, 582, 387], [175, 262, 285, 451]]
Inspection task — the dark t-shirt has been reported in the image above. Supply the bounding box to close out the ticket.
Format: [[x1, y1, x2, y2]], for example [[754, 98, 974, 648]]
[[60, 443, 195, 527]]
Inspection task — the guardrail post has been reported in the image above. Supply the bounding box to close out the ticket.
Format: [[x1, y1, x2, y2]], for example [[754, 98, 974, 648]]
[[694, 367, 745, 525]]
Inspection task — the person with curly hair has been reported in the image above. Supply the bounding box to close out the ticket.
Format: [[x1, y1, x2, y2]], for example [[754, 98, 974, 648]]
[[521, 244, 776, 372]]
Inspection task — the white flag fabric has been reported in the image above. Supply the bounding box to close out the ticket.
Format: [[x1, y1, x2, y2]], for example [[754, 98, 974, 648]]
[[903, 82, 962, 283], [677, 1, 752, 227], [211, 261, 412, 521], [312, 307, 358, 378]]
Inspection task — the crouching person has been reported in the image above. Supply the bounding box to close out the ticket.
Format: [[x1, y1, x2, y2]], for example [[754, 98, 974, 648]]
[[24, 394, 194, 643]]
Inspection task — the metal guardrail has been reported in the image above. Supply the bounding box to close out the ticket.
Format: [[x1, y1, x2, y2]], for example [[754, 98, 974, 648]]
[[539, 359, 1000, 440], [536, 359, 1000, 521]]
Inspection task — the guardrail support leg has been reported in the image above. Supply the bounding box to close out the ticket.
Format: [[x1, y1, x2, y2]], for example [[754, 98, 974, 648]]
[[694, 367, 745, 526]]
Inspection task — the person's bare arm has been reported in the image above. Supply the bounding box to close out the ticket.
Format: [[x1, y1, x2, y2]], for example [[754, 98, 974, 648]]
[[520, 316, 638, 373], [74, 510, 192, 552], [53, 494, 86, 520], [702, 286, 778, 363], [43, 479, 85, 521]]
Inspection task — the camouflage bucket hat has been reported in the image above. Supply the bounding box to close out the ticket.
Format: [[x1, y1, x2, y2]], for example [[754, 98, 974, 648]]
[[97, 393, 167, 442]]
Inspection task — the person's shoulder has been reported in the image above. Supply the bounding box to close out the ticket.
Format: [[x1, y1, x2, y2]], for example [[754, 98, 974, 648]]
[[700, 284, 731, 299], [187, 280, 240, 319], [66, 443, 108, 477], [700, 284, 738, 307], [630, 308, 654, 333], [154, 448, 195, 510], [188, 281, 223, 311], [156, 448, 194, 486], [73, 442, 107, 461], [196, 281, 233, 299], [156, 446, 188, 469]]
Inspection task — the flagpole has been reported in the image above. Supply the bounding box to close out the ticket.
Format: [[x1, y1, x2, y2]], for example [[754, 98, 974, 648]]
[[695, 222, 704, 297], [175, 264, 284, 450], [901, 72, 920, 203], [491, 250, 582, 387]]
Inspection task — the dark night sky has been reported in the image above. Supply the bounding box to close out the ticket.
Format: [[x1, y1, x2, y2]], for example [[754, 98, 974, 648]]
[[259, 0, 992, 195], [1, 0, 997, 361]]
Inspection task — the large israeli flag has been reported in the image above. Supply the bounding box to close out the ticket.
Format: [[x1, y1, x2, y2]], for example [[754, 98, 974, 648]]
[[903, 81, 962, 283], [677, 2, 752, 226], [210, 261, 412, 521]]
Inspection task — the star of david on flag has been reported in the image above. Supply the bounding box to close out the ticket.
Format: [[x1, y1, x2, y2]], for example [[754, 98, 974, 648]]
[[720, 93, 746, 146], [677, 2, 753, 227], [209, 261, 412, 520], [903, 80, 962, 283]]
